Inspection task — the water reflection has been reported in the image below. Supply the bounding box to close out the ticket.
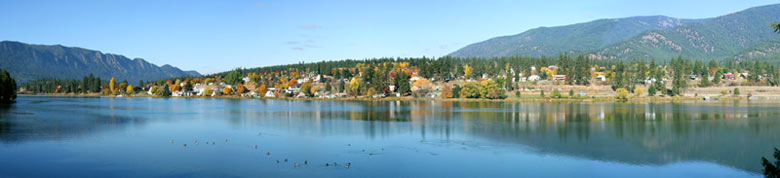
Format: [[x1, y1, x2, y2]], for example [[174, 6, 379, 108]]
[[0, 96, 778, 174]]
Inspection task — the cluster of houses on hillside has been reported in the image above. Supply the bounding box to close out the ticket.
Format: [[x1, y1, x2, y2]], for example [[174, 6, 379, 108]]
[[142, 65, 758, 98]]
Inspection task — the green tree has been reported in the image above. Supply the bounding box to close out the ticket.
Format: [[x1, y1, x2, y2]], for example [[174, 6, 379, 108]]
[[459, 82, 482, 98], [713, 70, 722, 84], [0, 69, 18, 104], [568, 89, 575, 97], [225, 70, 242, 85], [763, 148, 779, 178], [551, 88, 562, 98], [734, 88, 741, 96], [648, 86, 657, 96], [452, 85, 461, 98], [699, 72, 710, 87], [161, 85, 172, 97], [394, 72, 411, 96], [671, 56, 689, 96], [301, 80, 313, 97], [773, 22, 780, 33]]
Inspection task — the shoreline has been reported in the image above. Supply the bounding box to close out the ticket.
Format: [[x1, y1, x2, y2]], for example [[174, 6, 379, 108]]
[[18, 92, 774, 104]]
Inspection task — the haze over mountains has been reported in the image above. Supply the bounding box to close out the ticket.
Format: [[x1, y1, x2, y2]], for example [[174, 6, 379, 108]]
[[0, 41, 200, 83], [450, 4, 780, 62]]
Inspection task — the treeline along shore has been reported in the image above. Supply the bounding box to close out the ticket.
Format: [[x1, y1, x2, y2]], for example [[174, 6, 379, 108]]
[[16, 55, 780, 102]]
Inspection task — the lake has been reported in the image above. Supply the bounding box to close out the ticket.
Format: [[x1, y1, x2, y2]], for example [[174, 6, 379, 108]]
[[0, 96, 778, 178]]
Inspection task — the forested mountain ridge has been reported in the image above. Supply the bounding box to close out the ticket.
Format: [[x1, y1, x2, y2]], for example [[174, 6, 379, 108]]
[[451, 3, 780, 62], [0, 41, 200, 83], [589, 4, 780, 61], [449, 16, 702, 58]]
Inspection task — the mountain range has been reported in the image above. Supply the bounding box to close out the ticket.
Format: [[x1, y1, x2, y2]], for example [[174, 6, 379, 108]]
[[0, 41, 200, 83], [449, 4, 780, 62]]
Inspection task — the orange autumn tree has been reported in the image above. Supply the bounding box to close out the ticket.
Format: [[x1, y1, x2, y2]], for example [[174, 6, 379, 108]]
[[223, 86, 233, 95], [256, 84, 268, 97], [236, 83, 246, 94]]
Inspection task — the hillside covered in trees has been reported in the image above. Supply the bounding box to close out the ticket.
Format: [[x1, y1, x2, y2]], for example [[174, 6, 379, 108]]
[[0, 41, 201, 83], [451, 4, 780, 63]]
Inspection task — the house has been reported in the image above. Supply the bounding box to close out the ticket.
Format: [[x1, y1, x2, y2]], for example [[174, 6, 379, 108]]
[[528, 75, 541, 81], [644, 78, 656, 84], [595, 75, 606, 81], [264, 91, 275, 97], [552, 75, 567, 81], [285, 87, 300, 94], [723, 73, 735, 80]]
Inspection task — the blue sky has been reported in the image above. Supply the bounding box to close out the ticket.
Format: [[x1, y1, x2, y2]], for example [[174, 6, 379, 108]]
[[1, 0, 777, 74]]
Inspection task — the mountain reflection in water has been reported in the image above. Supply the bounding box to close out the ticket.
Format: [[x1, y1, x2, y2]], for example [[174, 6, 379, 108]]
[[0, 96, 778, 177]]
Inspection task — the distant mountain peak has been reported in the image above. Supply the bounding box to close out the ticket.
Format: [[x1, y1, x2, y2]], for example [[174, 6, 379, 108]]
[[448, 3, 780, 62], [0, 41, 201, 83]]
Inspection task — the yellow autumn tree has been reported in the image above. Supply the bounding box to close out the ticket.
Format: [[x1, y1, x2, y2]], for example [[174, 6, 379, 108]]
[[412, 78, 432, 97], [463, 65, 473, 78], [109, 77, 116, 95], [349, 77, 360, 97], [126, 85, 134, 94]]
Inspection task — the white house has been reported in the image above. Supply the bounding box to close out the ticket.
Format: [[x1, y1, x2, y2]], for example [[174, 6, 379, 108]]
[[595, 75, 606, 81], [528, 75, 541, 81]]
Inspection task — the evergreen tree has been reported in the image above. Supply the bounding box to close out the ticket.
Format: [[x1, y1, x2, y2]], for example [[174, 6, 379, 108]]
[[161, 85, 172, 97], [0, 69, 17, 104], [395, 72, 411, 95]]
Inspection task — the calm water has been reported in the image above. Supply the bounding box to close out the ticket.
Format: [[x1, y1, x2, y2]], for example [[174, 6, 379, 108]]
[[0, 96, 778, 178]]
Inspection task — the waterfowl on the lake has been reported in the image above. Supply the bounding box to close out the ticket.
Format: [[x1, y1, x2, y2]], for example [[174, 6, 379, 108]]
[[304, 160, 307, 164], [294, 163, 300, 167], [253, 145, 258, 149], [346, 162, 351, 168], [225, 138, 228, 142], [284, 158, 288, 162], [170, 140, 174, 143], [194, 140, 199, 145], [325, 163, 329, 166], [266, 152, 270, 156], [276, 160, 280, 163], [333, 162, 337, 166], [211, 141, 215, 145], [183, 144, 187, 147]]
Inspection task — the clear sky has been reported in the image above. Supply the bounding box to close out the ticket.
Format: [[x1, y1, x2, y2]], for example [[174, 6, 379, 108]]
[[1, 0, 777, 74]]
